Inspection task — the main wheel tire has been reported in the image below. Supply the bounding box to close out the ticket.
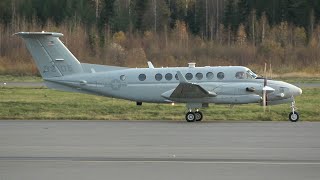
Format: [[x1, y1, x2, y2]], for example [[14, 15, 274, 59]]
[[195, 111, 203, 121], [289, 112, 299, 122], [186, 112, 196, 122]]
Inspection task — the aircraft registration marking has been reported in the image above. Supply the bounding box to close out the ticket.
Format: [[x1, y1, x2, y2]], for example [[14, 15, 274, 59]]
[[43, 65, 73, 73]]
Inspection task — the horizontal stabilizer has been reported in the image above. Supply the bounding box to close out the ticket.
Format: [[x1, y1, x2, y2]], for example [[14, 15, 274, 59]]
[[15, 32, 63, 37]]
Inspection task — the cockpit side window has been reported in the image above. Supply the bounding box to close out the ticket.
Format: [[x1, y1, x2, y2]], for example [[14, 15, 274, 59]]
[[235, 71, 245, 79], [246, 70, 258, 79], [246, 72, 253, 79]]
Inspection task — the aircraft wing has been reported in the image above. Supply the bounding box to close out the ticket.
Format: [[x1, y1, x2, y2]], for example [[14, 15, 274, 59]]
[[161, 71, 217, 99]]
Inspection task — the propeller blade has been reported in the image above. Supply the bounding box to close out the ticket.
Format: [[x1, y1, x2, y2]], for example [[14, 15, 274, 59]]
[[262, 89, 266, 112], [262, 85, 275, 92], [263, 63, 267, 112]]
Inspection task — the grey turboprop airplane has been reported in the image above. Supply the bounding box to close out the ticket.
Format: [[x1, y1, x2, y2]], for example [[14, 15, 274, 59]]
[[16, 32, 302, 122]]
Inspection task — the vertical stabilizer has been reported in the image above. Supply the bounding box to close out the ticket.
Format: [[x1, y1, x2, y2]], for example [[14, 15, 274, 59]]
[[15, 32, 83, 78]]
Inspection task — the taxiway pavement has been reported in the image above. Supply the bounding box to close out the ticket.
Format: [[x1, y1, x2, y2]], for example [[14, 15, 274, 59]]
[[0, 121, 319, 180]]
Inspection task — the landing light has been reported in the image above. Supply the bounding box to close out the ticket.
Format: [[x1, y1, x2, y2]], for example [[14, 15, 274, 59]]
[[171, 103, 175, 106]]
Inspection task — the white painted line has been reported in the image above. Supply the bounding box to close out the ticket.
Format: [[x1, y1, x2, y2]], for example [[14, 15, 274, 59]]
[[75, 161, 320, 165]]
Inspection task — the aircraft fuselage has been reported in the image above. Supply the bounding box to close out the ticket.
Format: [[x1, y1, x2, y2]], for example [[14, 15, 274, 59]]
[[45, 66, 301, 105]]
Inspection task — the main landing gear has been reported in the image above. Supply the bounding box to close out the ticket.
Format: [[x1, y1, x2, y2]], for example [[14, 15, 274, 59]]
[[289, 97, 299, 122], [186, 110, 203, 122]]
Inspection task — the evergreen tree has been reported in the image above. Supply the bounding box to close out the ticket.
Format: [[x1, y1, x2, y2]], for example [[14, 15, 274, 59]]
[[223, 0, 238, 33], [99, 0, 116, 29], [130, 0, 149, 32], [166, 0, 186, 29], [113, 1, 130, 32], [0, 0, 12, 25], [185, 1, 205, 36], [237, 0, 250, 24], [98, 0, 116, 46]]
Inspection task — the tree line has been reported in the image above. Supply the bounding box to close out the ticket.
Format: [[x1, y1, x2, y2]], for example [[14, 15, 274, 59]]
[[0, 0, 320, 75]]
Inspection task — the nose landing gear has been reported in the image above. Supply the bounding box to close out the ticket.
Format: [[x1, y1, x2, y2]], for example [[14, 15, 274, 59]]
[[289, 97, 299, 122]]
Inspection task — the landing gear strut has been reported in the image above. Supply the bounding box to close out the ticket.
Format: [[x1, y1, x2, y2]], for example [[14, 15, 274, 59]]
[[289, 97, 299, 122], [185, 110, 203, 122]]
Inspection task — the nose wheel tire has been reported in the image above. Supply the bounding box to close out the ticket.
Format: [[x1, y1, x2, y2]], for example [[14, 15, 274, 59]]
[[186, 112, 196, 122], [289, 111, 299, 122], [195, 111, 203, 121]]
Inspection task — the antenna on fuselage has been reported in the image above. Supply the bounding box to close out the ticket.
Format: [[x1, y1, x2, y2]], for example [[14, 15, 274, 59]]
[[188, 62, 196, 68], [147, 61, 155, 69]]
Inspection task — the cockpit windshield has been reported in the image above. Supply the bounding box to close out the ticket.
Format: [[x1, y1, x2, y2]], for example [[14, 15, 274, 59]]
[[246, 69, 259, 79]]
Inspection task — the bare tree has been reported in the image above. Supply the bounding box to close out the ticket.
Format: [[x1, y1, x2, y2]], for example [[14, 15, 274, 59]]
[[261, 12, 267, 43], [205, 0, 208, 38], [251, 9, 256, 46], [153, 0, 157, 33], [93, 0, 101, 19], [11, 0, 17, 30]]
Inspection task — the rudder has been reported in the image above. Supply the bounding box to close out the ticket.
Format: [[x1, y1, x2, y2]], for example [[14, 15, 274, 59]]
[[16, 32, 83, 78]]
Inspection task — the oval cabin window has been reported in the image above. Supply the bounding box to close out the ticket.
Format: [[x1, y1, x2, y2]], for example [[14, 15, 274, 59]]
[[185, 73, 193, 80], [138, 74, 146, 81], [155, 73, 163, 81], [206, 72, 214, 79], [165, 73, 173, 80], [217, 72, 225, 80], [195, 73, 203, 80]]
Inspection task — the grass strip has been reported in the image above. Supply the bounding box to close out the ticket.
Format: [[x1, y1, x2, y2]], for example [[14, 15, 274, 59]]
[[0, 87, 319, 121]]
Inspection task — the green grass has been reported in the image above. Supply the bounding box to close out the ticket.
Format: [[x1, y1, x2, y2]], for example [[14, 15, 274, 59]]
[[0, 86, 319, 121], [276, 77, 320, 84]]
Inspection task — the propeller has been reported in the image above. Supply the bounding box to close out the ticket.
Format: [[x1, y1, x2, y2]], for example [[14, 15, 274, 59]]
[[263, 63, 267, 112], [262, 63, 274, 112], [245, 63, 274, 110]]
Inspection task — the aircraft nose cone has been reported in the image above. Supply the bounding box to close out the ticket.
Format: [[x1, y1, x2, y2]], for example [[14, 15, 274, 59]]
[[292, 86, 302, 96], [298, 87, 302, 95]]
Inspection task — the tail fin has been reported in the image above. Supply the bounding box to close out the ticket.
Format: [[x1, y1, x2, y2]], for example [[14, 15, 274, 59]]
[[15, 32, 83, 78]]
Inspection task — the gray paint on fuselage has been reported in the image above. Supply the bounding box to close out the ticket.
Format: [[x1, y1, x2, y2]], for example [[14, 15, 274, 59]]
[[45, 66, 293, 103]]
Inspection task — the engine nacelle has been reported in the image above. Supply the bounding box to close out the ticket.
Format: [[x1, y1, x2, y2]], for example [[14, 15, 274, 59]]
[[214, 94, 262, 104]]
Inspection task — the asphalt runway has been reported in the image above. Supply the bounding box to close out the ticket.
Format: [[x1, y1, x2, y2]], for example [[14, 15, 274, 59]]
[[0, 121, 320, 180]]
